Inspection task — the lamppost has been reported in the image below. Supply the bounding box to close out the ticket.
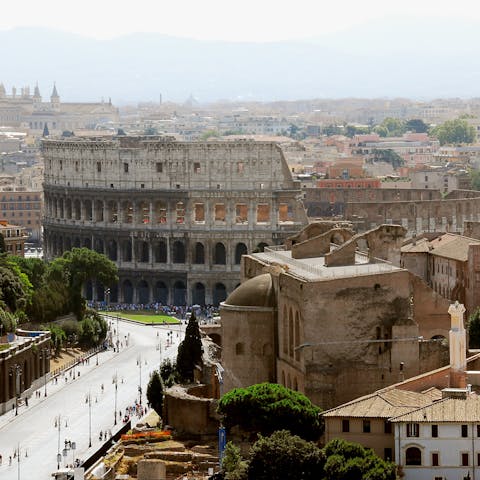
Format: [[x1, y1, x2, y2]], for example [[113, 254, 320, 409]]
[[40, 347, 50, 397], [136, 354, 142, 404], [9, 364, 22, 416], [55, 414, 62, 470], [112, 372, 118, 426], [87, 391, 92, 448], [157, 339, 162, 370], [105, 287, 110, 311], [116, 314, 119, 353]]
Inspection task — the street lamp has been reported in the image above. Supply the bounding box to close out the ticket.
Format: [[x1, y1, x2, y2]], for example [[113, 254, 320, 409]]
[[87, 391, 92, 448], [9, 364, 22, 416], [112, 372, 118, 426], [156, 339, 162, 370], [56, 414, 62, 470], [116, 314, 119, 353], [136, 354, 142, 404], [40, 347, 50, 397]]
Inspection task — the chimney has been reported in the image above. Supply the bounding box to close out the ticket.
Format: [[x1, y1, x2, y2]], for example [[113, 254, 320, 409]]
[[447, 301, 467, 388]]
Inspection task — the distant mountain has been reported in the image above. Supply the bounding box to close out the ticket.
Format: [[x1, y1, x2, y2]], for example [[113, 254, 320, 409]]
[[0, 17, 479, 104]]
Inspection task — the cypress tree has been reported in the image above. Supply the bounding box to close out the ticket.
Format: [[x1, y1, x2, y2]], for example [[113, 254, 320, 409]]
[[146, 370, 164, 416], [176, 311, 203, 382]]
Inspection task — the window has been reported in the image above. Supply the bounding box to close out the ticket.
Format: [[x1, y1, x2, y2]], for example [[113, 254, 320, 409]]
[[432, 424, 438, 438], [123, 162, 129, 173], [477, 424, 480, 437], [193, 162, 201, 174], [384, 448, 392, 461], [194, 203, 205, 223], [256, 203, 270, 223], [462, 452, 469, 466], [384, 421, 392, 434], [477, 452, 480, 466], [362, 420, 371, 433], [432, 452, 439, 466], [461, 424, 468, 437], [235, 343, 244, 355], [156, 162, 163, 173], [405, 447, 421, 466], [214, 204, 226, 222], [342, 419, 350, 433], [406, 423, 419, 437], [235, 204, 248, 224], [237, 162, 244, 174]]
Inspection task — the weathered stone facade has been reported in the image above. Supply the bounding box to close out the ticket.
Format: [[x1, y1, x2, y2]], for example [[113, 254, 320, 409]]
[[220, 223, 451, 409], [0, 331, 51, 414], [42, 137, 308, 305], [305, 187, 480, 236]]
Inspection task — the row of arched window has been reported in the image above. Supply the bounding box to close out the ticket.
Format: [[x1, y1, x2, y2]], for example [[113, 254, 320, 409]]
[[47, 234, 265, 266]]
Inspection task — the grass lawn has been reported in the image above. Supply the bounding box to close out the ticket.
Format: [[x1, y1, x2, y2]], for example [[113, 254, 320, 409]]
[[0, 343, 10, 351], [110, 312, 180, 324]]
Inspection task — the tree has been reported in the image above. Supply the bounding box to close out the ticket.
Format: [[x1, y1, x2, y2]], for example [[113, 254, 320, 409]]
[[371, 149, 405, 169], [160, 358, 178, 387], [176, 310, 203, 382], [468, 308, 480, 348], [0, 264, 29, 312], [146, 370, 164, 416], [78, 310, 107, 348], [9, 257, 46, 290], [322, 438, 397, 480], [379, 117, 406, 137], [430, 118, 476, 145], [405, 118, 428, 133], [222, 442, 248, 480], [470, 169, 480, 191], [247, 430, 325, 480], [47, 248, 118, 319], [217, 383, 323, 441]]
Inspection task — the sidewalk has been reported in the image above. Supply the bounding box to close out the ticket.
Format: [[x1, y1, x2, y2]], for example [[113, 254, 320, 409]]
[[0, 345, 117, 430]]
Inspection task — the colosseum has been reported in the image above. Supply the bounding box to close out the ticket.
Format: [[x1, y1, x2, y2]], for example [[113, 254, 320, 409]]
[[42, 136, 308, 306]]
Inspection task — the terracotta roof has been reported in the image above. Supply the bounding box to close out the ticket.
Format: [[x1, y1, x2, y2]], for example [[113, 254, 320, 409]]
[[322, 387, 441, 419], [390, 394, 480, 423], [429, 233, 480, 262], [401, 237, 430, 253]]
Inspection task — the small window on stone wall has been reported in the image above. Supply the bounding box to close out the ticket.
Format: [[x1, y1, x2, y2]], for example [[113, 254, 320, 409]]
[[256, 204, 270, 223], [156, 162, 163, 173], [235, 204, 248, 224], [215, 204, 226, 222], [176, 202, 185, 224], [235, 343, 244, 355], [279, 203, 292, 222], [124, 162, 129, 173], [194, 162, 201, 174], [194, 203, 205, 223]]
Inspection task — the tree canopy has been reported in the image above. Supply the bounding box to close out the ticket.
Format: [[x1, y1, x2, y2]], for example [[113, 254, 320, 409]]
[[430, 118, 476, 145], [247, 430, 325, 480], [370, 149, 405, 169], [227, 431, 397, 480], [146, 370, 164, 416], [47, 248, 118, 318], [176, 311, 203, 382], [217, 382, 323, 441], [468, 308, 480, 348]]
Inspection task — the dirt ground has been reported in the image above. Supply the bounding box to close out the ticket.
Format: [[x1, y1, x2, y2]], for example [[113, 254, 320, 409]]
[[49, 347, 84, 372]]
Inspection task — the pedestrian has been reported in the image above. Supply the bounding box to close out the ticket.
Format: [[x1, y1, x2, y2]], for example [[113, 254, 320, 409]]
[[9, 456, 11, 466], [0, 453, 3, 465]]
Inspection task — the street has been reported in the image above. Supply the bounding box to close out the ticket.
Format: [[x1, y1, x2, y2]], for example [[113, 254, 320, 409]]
[[0, 318, 184, 480]]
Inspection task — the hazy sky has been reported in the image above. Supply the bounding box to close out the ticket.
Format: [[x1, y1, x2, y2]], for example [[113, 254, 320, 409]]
[[1, 0, 479, 41]]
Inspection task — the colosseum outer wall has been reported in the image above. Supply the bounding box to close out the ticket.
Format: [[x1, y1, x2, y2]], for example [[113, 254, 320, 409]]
[[42, 137, 308, 305]]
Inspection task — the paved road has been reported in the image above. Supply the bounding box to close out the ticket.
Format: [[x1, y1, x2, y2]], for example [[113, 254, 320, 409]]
[[0, 318, 184, 480]]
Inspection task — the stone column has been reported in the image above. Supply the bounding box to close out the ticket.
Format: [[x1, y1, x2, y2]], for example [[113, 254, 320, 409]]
[[448, 301, 467, 388]]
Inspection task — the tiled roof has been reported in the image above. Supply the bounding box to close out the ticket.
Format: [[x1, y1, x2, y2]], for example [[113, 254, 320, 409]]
[[322, 388, 442, 419], [390, 394, 480, 423], [401, 237, 430, 253], [429, 233, 480, 262]]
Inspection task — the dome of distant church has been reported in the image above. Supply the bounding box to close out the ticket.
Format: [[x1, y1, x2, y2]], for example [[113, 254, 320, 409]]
[[223, 273, 275, 308]]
